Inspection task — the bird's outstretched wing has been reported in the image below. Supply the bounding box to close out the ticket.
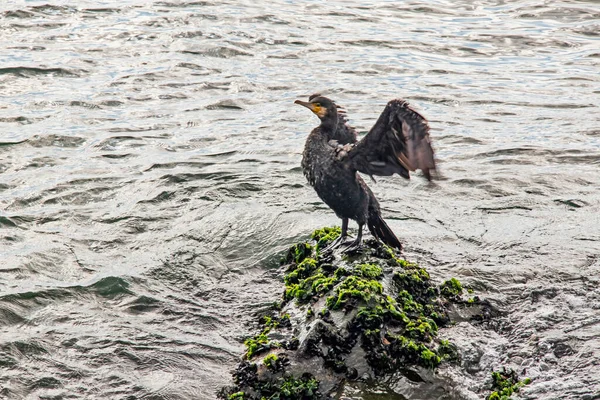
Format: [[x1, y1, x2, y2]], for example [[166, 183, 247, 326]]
[[346, 99, 435, 181]]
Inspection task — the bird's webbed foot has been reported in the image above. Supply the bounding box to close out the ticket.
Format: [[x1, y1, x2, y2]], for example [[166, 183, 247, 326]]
[[320, 219, 351, 255], [341, 236, 364, 255], [321, 234, 350, 254]]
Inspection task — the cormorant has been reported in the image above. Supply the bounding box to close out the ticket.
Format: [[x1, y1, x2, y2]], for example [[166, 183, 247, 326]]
[[295, 94, 436, 252]]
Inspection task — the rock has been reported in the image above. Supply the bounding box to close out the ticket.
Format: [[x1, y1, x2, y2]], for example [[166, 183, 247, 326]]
[[218, 228, 492, 400]]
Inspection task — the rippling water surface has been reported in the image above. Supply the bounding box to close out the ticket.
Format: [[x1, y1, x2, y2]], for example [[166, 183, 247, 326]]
[[1, 0, 599, 399]]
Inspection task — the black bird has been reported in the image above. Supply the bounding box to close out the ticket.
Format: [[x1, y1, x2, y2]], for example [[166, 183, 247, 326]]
[[295, 94, 435, 252]]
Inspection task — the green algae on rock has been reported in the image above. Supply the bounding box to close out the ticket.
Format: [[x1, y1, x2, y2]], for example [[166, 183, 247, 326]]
[[219, 227, 472, 399], [219, 361, 321, 400], [440, 277, 464, 298], [281, 242, 314, 265], [243, 332, 270, 360], [356, 263, 383, 279], [263, 353, 288, 373], [310, 226, 341, 252], [486, 369, 532, 400], [243, 313, 294, 360], [325, 275, 384, 310]]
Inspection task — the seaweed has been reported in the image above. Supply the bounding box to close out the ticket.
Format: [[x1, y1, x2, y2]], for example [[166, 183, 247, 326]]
[[440, 277, 464, 299], [437, 339, 460, 363], [263, 353, 288, 372], [355, 263, 383, 279], [281, 242, 314, 265], [310, 226, 341, 252], [244, 313, 294, 359], [325, 276, 383, 310], [220, 371, 321, 400], [244, 332, 271, 360], [486, 368, 532, 400]]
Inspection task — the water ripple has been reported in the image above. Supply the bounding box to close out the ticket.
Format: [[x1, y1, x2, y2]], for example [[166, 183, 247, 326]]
[[0, 0, 599, 398]]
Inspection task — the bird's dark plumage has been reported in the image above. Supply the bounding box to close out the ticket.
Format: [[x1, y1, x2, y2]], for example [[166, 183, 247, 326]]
[[295, 95, 436, 252]]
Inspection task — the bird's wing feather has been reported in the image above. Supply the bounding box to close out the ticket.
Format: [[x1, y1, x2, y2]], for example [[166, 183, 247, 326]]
[[333, 106, 358, 145], [345, 99, 435, 180]]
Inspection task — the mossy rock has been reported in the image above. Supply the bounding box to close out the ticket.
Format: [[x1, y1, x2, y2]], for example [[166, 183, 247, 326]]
[[219, 369, 321, 400], [220, 227, 477, 399], [440, 277, 464, 298], [281, 242, 314, 265], [486, 368, 532, 400], [310, 226, 341, 252]]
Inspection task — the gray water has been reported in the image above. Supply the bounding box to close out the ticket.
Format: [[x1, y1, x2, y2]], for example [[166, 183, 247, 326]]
[[0, 0, 599, 399]]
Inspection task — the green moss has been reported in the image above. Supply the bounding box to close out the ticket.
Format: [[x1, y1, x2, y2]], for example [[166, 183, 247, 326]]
[[306, 307, 314, 318], [334, 267, 349, 279], [285, 271, 339, 303], [284, 258, 318, 285], [385, 333, 441, 369], [364, 328, 381, 338], [311, 226, 341, 252], [437, 339, 460, 362], [397, 290, 423, 314], [381, 245, 414, 266], [356, 306, 385, 329], [380, 295, 410, 322], [326, 276, 383, 309], [285, 283, 308, 302], [308, 273, 338, 294], [486, 369, 532, 400], [395, 267, 430, 284], [245, 313, 288, 359], [261, 316, 277, 329], [344, 255, 458, 373], [244, 332, 269, 359], [259, 314, 291, 333], [356, 263, 383, 279], [405, 317, 438, 342], [356, 295, 410, 329], [263, 353, 279, 370], [279, 376, 319, 398], [282, 242, 313, 264], [223, 373, 320, 400], [440, 278, 463, 298], [393, 267, 436, 304], [420, 348, 442, 369], [284, 258, 324, 303]]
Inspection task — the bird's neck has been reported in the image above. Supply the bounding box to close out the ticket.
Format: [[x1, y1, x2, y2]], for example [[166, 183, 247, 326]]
[[319, 115, 338, 138]]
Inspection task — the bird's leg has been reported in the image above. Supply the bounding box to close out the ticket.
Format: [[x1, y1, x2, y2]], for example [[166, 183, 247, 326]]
[[342, 224, 364, 254], [322, 218, 349, 253]]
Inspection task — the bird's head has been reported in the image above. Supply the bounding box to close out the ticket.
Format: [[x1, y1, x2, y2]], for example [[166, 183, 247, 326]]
[[294, 94, 339, 128]]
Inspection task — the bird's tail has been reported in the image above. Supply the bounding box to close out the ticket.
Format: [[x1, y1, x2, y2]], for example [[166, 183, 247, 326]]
[[367, 201, 402, 251]]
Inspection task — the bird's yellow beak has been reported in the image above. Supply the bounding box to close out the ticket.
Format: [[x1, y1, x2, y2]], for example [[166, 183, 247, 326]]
[[294, 100, 325, 117]]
